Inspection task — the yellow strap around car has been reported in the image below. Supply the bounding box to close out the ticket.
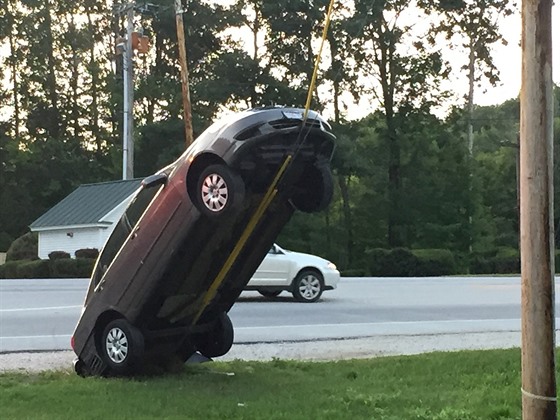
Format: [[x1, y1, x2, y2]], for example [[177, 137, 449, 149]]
[[192, 155, 292, 323]]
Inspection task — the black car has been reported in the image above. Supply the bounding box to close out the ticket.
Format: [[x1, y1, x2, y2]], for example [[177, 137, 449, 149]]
[[71, 107, 335, 376]]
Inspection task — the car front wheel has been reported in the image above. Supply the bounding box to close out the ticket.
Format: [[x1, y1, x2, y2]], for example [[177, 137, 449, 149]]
[[292, 270, 324, 302]]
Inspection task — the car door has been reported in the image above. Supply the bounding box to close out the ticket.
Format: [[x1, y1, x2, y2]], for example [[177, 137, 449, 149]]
[[249, 245, 293, 286]]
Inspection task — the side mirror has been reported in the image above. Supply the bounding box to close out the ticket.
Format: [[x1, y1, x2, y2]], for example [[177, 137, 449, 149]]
[[142, 173, 167, 188]]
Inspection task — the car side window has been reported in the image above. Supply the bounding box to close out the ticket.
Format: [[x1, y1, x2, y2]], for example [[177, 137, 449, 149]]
[[89, 184, 164, 291]]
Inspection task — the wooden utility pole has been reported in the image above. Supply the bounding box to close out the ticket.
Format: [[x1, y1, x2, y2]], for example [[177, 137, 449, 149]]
[[520, 0, 557, 418], [122, 4, 135, 180], [174, 0, 194, 148]]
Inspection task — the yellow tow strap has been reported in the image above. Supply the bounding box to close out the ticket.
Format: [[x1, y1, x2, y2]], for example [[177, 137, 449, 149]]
[[192, 0, 337, 324]]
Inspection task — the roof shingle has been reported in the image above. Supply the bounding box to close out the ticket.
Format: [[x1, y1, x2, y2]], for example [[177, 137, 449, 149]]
[[30, 179, 142, 229]]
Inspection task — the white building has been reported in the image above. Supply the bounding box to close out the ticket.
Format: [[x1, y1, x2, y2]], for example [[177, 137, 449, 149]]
[[30, 179, 142, 259]]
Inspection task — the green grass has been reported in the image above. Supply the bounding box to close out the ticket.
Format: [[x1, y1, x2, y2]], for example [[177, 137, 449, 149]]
[[0, 348, 552, 419]]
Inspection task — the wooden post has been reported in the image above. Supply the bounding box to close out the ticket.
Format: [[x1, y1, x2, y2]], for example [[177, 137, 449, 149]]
[[174, 0, 194, 148], [520, 0, 557, 418]]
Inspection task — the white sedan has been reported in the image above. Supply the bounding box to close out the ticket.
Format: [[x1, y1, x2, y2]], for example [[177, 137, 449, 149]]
[[245, 244, 340, 302]]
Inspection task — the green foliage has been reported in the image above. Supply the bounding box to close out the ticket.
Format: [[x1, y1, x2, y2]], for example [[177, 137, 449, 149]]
[[48, 251, 71, 260], [0, 261, 20, 278], [15, 259, 51, 279], [74, 248, 99, 259], [6, 232, 38, 262], [470, 248, 520, 274], [75, 258, 96, 278], [0, 231, 13, 251], [0, 258, 95, 279], [51, 259, 79, 278], [412, 249, 457, 276], [365, 248, 457, 276]]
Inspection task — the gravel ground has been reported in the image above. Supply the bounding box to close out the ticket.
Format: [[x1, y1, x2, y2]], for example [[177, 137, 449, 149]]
[[0, 331, 522, 373]]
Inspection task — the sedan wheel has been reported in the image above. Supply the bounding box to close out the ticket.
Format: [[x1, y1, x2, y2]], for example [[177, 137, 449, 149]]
[[292, 270, 324, 303], [196, 164, 245, 217], [101, 319, 144, 375], [195, 312, 234, 358]]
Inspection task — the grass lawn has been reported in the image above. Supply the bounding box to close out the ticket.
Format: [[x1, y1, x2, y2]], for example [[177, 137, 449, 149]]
[[0, 348, 554, 419]]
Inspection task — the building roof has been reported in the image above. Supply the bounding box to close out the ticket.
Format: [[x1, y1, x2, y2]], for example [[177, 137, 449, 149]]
[[30, 179, 142, 229]]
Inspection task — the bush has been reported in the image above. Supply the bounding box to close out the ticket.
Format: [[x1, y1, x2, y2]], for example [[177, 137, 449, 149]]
[[412, 249, 456, 276], [76, 258, 96, 278], [16, 259, 51, 278], [51, 259, 78, 278], [51, 258, 95, 278], [364, 248, 390, 276], [0, 232, 14, 252], [2, 260, 21, 278], [6, 232, 38, 261], [493, 248, 520, 274], [48, 251, 71, 260], [470, 248, 520, 274], [75, 248, 99, 259], [365, 247, 458, 277], [385, 248, 417, 276]]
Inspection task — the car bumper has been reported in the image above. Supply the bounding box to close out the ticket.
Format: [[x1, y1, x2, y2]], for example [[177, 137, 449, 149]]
[[323, 269, 340, 290]]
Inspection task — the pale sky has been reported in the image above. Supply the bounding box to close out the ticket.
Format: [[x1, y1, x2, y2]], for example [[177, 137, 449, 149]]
[[468, 5, 559, 107]]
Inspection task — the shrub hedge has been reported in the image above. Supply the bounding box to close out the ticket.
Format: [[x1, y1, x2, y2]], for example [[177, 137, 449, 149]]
[[48, 251, 71, 260], [75, 248, 99, 259], [365, 247, 457, 277], [0, 258, 95, 279], [2, 248, 559, 279]]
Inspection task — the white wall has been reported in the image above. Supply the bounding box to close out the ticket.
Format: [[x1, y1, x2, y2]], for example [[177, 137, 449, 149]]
[[37, 227, 111, 259]]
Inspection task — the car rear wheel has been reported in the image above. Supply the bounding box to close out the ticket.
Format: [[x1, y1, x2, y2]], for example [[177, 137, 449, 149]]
[[195, 312, 234, 358], [292, 270, 324, 303], [291, 164, 333, 213], [196, 164, 245, 217], [258, 290, 282, 298], [101, 319, 144, 375]]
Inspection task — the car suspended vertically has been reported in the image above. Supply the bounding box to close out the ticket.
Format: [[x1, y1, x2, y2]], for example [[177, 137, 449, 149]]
[[71, 107, 335, 376]]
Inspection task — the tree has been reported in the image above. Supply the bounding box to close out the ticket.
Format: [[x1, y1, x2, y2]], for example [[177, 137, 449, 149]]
[[347, 0, 449, 247]]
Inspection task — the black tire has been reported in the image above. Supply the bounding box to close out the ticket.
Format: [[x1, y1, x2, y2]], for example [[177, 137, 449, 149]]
[[195, 164, 245, 217], [195, 312, 234, 358], [258, 290, 282, 298], [292, 270, 324, 303], [291, 164, 333, 213], [100, 319, 144, 375]]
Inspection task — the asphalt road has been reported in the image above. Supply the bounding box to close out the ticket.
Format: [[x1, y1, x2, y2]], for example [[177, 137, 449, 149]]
[[1, 276, 558, 353]]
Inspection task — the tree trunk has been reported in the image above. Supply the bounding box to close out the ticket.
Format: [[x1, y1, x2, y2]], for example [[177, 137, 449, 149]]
[[338, 175, 353, 265], [8, 5, 20, 138], [86, 9, 101, 156], [43, 0, 60, 139]]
